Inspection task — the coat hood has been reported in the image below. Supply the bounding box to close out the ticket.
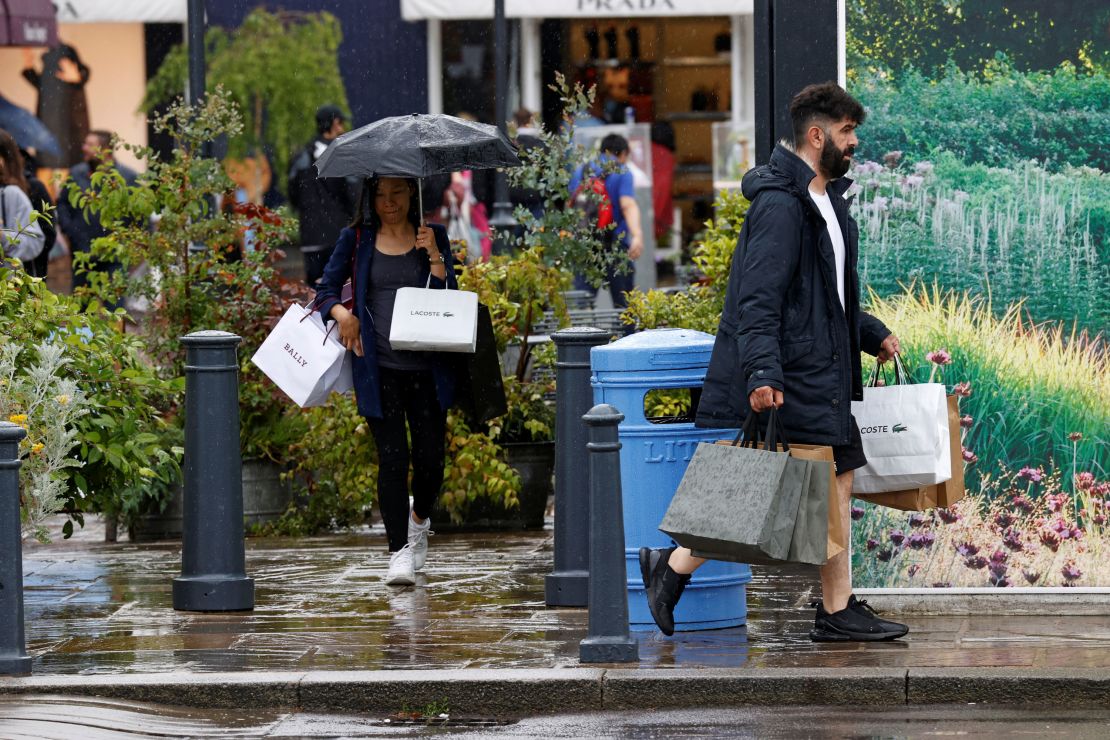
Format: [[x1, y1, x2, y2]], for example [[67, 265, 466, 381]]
[[741, 144, 854, 206]]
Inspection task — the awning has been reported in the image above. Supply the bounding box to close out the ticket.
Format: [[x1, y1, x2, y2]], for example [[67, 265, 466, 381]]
[[401, 0, 753, 21], [1, 0, 58, 46], [55, 0, 187, 23]]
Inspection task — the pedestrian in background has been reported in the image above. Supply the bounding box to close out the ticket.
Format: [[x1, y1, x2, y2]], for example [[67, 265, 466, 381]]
[[569, 133, 644, 309], [640, 82, 908, 643], [17, 146, 55, 277], [288, 104, 358, 288], [56, 130, 136, 302], [0, 129, 45, 268], [313, 177, 457, 587]]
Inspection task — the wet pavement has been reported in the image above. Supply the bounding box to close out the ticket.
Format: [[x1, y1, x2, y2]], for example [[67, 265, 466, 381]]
[[17, 516, 1110, 676], [4, 696, 1110, 738]]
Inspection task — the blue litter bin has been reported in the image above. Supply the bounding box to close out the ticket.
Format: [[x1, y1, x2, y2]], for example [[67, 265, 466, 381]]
[[591, 328, 752, 631]]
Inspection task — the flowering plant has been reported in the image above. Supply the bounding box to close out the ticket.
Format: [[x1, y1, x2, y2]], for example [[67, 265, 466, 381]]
[[0, 342, 88, 541]]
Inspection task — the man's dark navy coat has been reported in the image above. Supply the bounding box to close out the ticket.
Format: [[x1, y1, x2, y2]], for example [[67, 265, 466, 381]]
[[695, 145, 891, 446]]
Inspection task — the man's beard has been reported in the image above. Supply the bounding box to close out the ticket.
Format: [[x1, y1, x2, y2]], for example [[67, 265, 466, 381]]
[[819, 136, 854, 179]]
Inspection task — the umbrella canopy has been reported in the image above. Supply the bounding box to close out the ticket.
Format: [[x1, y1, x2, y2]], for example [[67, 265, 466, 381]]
[[0, 93, 61, 156], [314, 113, 520, 180], [0, 0, 58, 46]]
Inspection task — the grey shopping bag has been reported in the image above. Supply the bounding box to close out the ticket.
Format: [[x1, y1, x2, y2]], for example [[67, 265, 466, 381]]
[[659, 410, 813, 565]]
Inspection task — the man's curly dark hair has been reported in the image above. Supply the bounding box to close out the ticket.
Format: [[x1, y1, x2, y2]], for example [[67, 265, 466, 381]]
[[789, 82, 866, 147]]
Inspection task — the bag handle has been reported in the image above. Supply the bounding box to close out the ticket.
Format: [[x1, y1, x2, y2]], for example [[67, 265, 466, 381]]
[[730, 411, 762, 448], [866, 352, 909, 387], [730, 408, 790, 452], [304, 227, 362, 345]]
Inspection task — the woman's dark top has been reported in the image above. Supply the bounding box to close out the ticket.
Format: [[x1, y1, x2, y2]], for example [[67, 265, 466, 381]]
[[369, 247, 431, 370]]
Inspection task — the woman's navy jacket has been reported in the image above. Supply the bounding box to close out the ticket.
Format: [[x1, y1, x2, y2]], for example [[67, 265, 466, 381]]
[[313, 223, 457, 419]]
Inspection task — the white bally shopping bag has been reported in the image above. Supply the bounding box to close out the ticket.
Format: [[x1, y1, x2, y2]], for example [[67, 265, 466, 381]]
[[851, 357, 952, 494], [251, 304, 353, 408], [390, 278, 478, 353]]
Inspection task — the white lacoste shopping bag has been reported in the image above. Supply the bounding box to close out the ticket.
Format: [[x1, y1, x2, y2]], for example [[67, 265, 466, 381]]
[[390, 284, 478, 353], [251, 304, 353, 408], [851, 381, 952, 494]]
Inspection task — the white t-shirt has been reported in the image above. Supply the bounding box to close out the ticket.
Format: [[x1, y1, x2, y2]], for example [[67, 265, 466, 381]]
[[809, 187, 846, 312]]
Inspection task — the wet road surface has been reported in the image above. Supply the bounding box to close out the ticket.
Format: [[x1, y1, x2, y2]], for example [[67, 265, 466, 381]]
[[3, 696, 1109, 739]]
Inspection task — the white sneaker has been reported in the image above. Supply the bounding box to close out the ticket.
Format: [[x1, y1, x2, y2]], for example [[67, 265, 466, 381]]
[[408, 514, 432, 571], [385, 544, 416, 586]]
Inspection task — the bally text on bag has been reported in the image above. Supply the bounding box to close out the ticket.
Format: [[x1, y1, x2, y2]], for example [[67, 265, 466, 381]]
[[283, 343, 309, 368]]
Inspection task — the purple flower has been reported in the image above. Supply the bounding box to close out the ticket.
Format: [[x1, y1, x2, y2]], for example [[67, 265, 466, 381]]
[[953, 382, 972, 397], [955, 541, 979, 557], [960, 415, 973, 428], [1011, 495, 1034, 513], [1039, 529, 1061, 552], [889, 530, 906, 546], [909, 513, 928, 528], [901, 174, 925, 189], [866, 538, 880, 551], [938, 508, 960, 524], [877, 547, 893, 562], [1068, 432, 1083, 443], [854, 161, 884, 177], [927, 349, 952, 365], [962, 447, 978, 464], [964, 556, 989, 570], [883, 150, 903, 168], [1022, 569, 1041, 585], [988, 561, 1009, 585], [1002, 529, 1024, 551], [1061, 560, 1083, 583], [923, 532, 936, 547], [908, 533, 933, 550], [851, 506, 865, 521], [907, 564, 920, 577], [913, 160, 935, 175], [1095, 514, 1107, 526], [990, 549, 1008, 565], [994, 511, 1017, 529], [932, 582, 952, 588], [1075, 472, 1095, 491], [1018, 467, 1044, 484]]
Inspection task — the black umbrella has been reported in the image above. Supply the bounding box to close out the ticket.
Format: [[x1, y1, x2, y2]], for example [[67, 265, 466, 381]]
[[0, 93, 60, 157], [314, 113, 521, 221]]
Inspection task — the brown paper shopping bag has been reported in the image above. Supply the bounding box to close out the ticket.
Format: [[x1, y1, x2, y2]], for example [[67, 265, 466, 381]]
[[715, 440, 845, 561], [855, 485, 938, 512], [935, 394, 965, 508]]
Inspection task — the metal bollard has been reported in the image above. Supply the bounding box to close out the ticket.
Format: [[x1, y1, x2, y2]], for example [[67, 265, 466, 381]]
[[0, 422, 31, 675], [173, 331, 254, 612], [580, 404, 638, 663], [546, 327, 612, 607]]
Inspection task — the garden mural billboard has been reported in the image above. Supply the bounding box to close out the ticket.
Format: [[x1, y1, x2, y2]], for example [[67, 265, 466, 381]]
[[843, 0, 1109, 589]]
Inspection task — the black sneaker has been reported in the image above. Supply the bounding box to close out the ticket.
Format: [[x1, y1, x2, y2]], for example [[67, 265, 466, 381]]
[[810, 602, 907, 642], [810, 595, 911, 640], [638, 547, 691, 636], [848, 594, 909, 638]]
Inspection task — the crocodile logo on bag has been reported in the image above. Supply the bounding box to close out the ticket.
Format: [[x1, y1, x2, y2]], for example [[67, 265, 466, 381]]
[[443, 311, 454, 318], [893, 423, 908, 433]]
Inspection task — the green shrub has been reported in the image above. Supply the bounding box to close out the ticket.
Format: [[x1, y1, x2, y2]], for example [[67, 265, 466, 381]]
[[0, 267, 181, 536], [852, 61, 1110, 172]]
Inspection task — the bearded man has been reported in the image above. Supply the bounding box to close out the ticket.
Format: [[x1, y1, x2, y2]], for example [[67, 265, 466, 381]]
[[640, 82, 908, 642]]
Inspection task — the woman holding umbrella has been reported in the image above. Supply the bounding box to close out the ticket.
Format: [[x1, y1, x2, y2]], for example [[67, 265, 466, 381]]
[[313, 113, 519, 588], [313, 176, 456, 587]]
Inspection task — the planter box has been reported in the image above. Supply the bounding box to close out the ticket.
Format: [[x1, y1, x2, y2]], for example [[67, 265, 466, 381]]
[[432, 440, 553, 531], [129, 459, 292, 541]]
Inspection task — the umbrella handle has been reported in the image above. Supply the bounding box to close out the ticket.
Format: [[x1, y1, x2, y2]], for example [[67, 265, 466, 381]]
[[418, 177, 425, 227]]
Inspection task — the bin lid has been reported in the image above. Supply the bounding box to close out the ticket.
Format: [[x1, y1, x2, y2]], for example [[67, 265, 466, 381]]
[[591, 328, 716, 372]]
